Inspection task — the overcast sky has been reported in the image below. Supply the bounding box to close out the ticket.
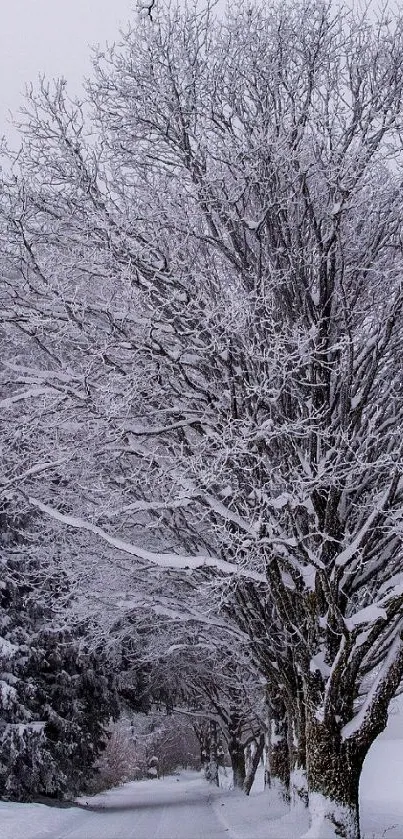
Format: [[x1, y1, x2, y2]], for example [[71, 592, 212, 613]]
[[0, 0, 134, 145], [0, 0, 394, 148]]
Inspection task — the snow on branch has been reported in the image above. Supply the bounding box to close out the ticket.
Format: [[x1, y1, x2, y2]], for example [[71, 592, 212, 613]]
[[1, 459, 68, 495], [124, 418, 203, 436], [0, 387, 53, 408], [28, 497, 267, 583], [178, 477, 258, 536], [334, 478, 399, 569], [345, 605, 388, 630], [342, 627, 403, 742]]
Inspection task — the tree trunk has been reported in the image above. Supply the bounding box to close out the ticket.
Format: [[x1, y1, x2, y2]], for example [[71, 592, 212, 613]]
[[206, 720, 219, 787], [200, 742, 209, 776], [269, 698, 290, 801], [289, 692, 308, 806], [229, 742, 246, 789], [304, 716, 363, 839], [264, 726, 271, 788], [243, 734, 265, 795], [193, 722, 211, 779], [228, 713, 246, 789]]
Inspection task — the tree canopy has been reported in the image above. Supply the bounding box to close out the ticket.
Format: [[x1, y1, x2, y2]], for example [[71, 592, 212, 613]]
[[1, 2, 403, 834]]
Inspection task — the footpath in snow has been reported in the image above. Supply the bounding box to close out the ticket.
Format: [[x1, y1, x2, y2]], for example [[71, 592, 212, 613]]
[[1, 737, 403, 839]]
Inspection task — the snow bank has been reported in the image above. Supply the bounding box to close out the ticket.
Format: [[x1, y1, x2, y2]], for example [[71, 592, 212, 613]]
[[300, 793, 355, 839], [214, 786, 309, 839]]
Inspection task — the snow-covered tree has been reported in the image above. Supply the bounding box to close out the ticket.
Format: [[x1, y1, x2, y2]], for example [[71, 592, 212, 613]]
[[1, 2, 403, 834], [109, 599, 265, 792], [0, 503, 117, 800]]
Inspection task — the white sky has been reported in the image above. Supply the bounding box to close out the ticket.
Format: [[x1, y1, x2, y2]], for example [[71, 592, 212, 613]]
[[0, 0, 395, 148], [0, 0, 134, 145]]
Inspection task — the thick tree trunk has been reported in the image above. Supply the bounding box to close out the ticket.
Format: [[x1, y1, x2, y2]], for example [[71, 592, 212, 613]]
[[304, 716, 363, 839], [200, 743, 209, 777], [228, 712, 246, 789], [206, 720, 220, 787], [290, 757, 308, 808], [289, 693, 308, 806], [194, 723, 211, 780], [243, 734, 265, 795], [229, 744, 246, 789], [228, 737, 246, 789], [269, 699, 291, 801]]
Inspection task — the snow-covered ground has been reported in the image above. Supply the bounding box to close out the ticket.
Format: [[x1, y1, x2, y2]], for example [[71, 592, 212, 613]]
[[1, 723, 403, 839], [1, 772, 228, 839]]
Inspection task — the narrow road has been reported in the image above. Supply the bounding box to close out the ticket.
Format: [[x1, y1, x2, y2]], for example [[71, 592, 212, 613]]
[[3, 747, 403, 839], [29, 773, 231, 839]]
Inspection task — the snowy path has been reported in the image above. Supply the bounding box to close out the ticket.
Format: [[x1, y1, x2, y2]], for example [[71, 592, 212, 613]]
[[2, 737, 403, 839], [1, 773, 230, 839]]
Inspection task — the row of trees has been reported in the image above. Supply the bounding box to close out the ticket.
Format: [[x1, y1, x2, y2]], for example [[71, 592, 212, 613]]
[[1, 1, 403, 835]]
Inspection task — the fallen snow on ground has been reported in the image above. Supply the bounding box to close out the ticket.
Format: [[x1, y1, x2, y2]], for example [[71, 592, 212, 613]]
[[1, 736, 403, 839], [213, 778, 310, 839], [0, 772, 227, 839], [360, 739, 403, 839], [216, 730, 403, 839]]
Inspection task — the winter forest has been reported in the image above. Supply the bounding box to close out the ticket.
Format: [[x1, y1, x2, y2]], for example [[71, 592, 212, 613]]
[[1, 1, 403, 838]]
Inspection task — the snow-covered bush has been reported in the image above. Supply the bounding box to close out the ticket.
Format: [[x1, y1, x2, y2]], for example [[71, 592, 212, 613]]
[[88, 721, 141, 792]]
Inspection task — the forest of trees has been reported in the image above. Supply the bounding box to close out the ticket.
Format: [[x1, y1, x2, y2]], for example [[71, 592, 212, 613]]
[[1, 2, 403, 837]]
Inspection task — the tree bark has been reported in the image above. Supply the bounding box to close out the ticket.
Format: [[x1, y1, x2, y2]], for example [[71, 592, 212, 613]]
[[305, 716, 363, 839], [200, 742, 209, 776], [289, 693, 308, 806], [228, 713, 246, 789], [206, 720, 220, 787], [193, 722, 210, 779], [228, 741, 246, 789], [269, 698, 290, 801], [243, 733, 265, 795], [264, 726, 271, 789]]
